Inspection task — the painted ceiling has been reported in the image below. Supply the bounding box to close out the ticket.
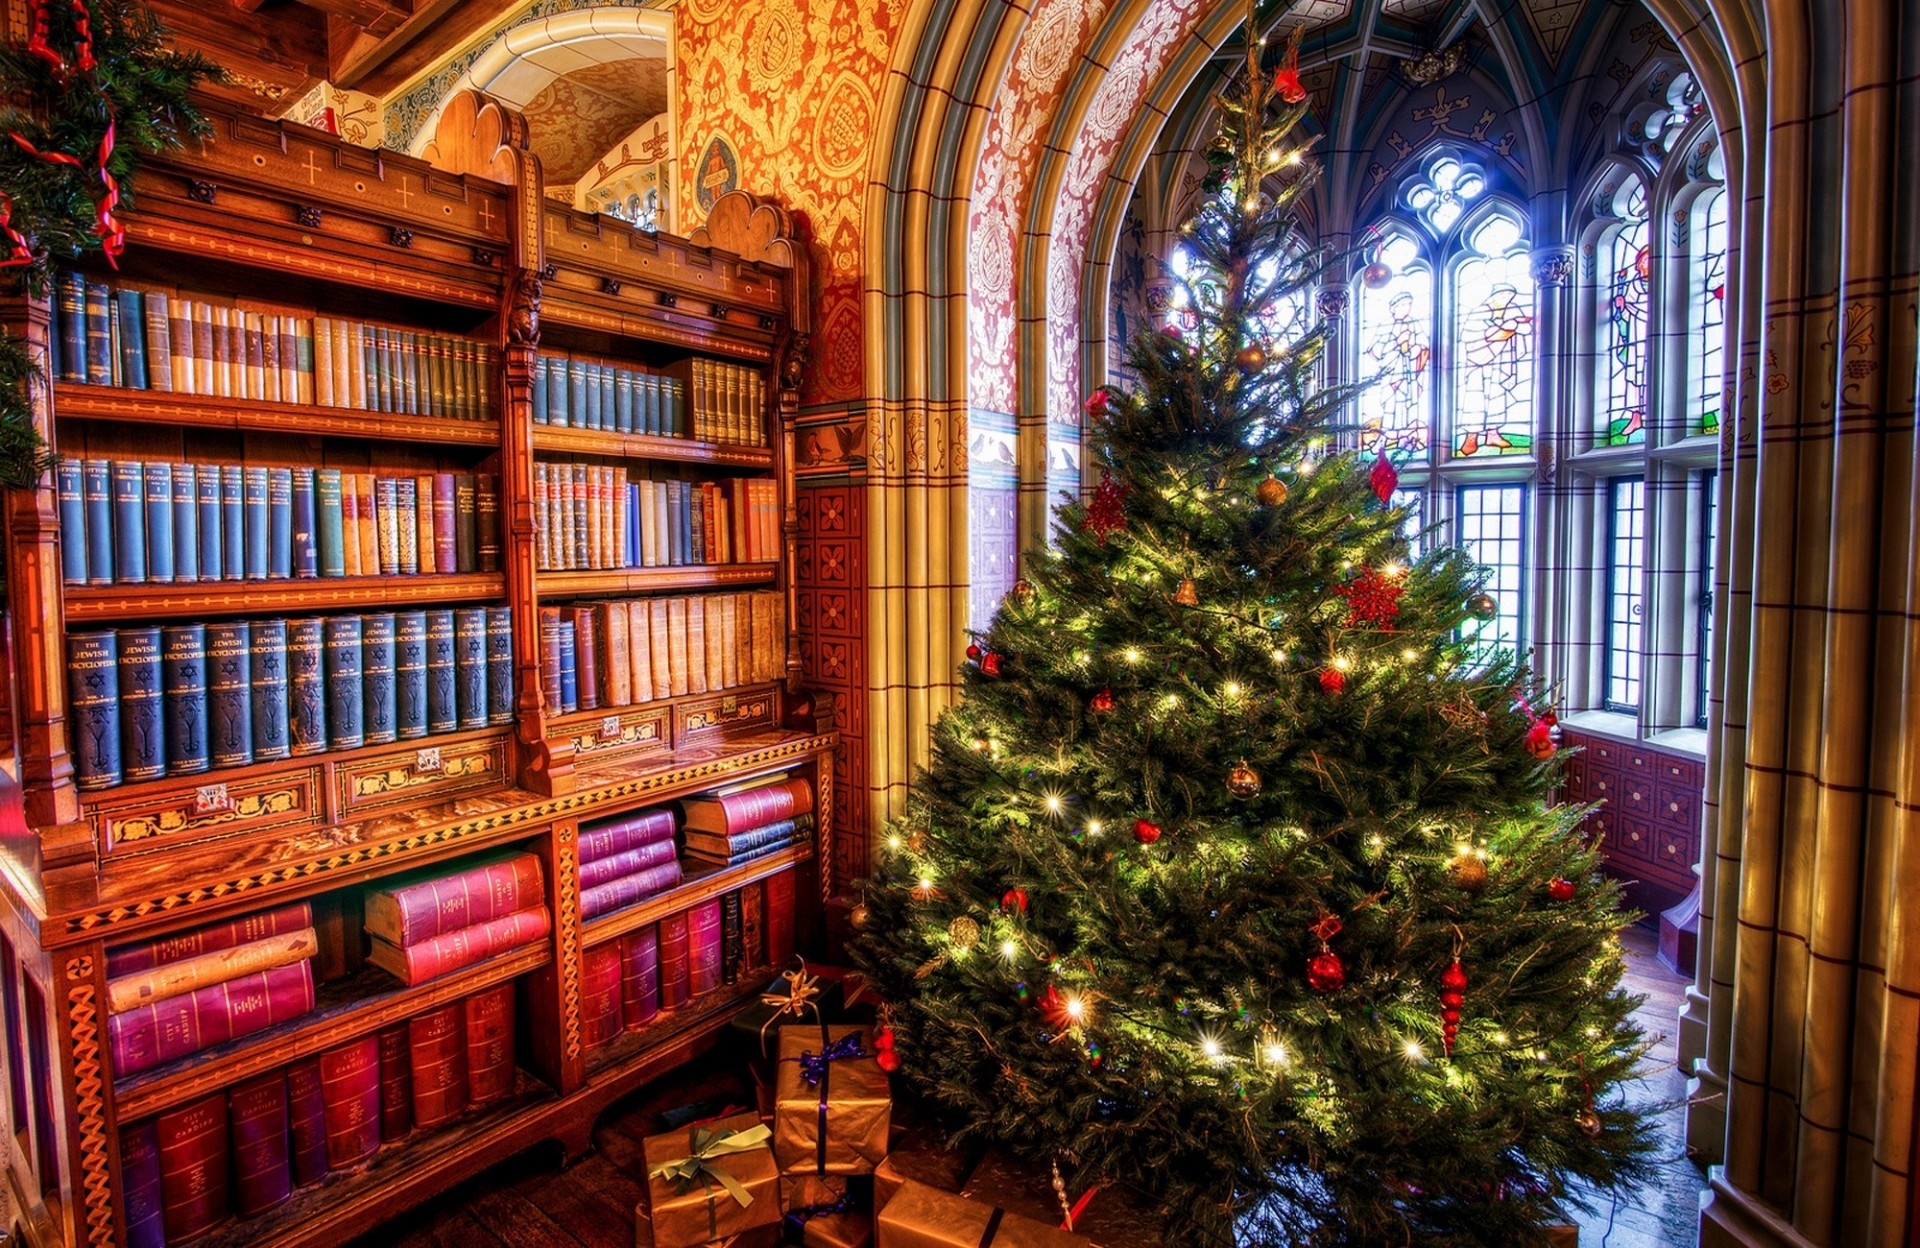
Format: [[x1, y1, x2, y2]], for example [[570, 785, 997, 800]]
[[521, 55, 670, 185]]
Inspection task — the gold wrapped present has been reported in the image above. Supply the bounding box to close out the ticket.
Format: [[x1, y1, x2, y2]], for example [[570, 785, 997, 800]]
[[876, 1179, 1089, 1247], [873, 1126, 980, 1214], [774, 1023, 891, 1176], [643, 1113, 782, 1247], [959, 1149, 1163, 1247], [781, 1174, 872, 1248]]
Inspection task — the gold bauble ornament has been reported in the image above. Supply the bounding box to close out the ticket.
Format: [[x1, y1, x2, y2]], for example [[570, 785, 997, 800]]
[[850, 903, 871, 929], [1448, 854, 1489, 892], [1011, 578, 1033, 600], [1173, 577, 1200, 607], [1575, 1107, 1603, 1137], [1466, 592, 1499, 622], [947, 915, 982, 950], [1225, 759, 1262, 799], [1256, 475, 1289, 507], [1235, 344, 1269, 374]]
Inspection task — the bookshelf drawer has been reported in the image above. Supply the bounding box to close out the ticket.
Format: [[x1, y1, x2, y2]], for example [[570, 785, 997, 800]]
[[93, 767, 327, 854], [558, 705, 673, 763], [335, 731, 511, 817], [678, 687, 777, 739]]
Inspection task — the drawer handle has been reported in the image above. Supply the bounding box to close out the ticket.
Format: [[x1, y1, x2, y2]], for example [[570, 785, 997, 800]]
[[1666, 844, 1677, 854], [1630, 830, 1641, 841], [193, 783, 232, 815], [599, 714, 624, 741], [413, 747, 444, 774]]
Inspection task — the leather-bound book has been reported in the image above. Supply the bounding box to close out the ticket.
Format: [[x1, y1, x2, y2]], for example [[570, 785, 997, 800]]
[[82, 458, 112, 584], [318, 1035, 381, 1170], [315, 467, 346, 578], [453, 607, 488, 730], [169, 462, 197, 583], [568, 605, 601, 712], [395, 610, 429, 740], [219, 464, 245, 580], [324, 614, 365, 750], [142, 460, 172, 583], [740, 882, 766, 972], [365, 907, 550, 986], [269, 466, 294, 579], [453, 473, 478, 573], [117, 626, 165, 783], [107, 903, 313, 978], [720, 890, 744, 986], [119, 1118, 166, 1248], [361, 611, 397, 747], [249, 618, 291, 763], [407, 1002, 470, 1131], [577, 809, 677, 864], [687, 899, 723, 999], [657, 911, 691, 1009], [765, 869, 797, 969], [240, 465, 269, 581], [581, 942, 623, 1053], [227, 1069, 291, 1216], [286, 617, 327, 756], [110, 457, 146, 583], [575, 838, 680, 893], [155, 1091, 228, 1242], [578, 861, 684, 921], [376, 1024, 412, 1143], [425, 608, 457, 734], [66, 630, 120, 790], [106, 926, 317, 1013], [681, 778, 814, 836], [194, 462, 222, 582], [205, 621, 253, 770], [463, 982, 516, 1105], [364, 852, 546, 948], [621, 927, 661, 1030], [432, 473, 458, 574], [286, 1056, 329, 1186], [476, 474, 501, 573], [109, 960, 315, 1077]]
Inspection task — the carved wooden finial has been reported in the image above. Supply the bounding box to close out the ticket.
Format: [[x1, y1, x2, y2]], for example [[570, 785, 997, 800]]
[[420, 89, 534, 184], [690, 189, 811, 335]]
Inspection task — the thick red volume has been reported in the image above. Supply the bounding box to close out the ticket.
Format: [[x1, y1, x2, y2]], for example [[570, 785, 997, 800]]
[[120, 1119, 166, 1248], [680, 778, 814, 836], [581, 942, 623, 1052], [285, 1056, 329, 1186], [377, 1023, 411, 1141], [109, 960, 316, 1077], [106, 901, 313, 977], [156, 1090, 229, 1243], [577, 838, 680, 891], [578, 809, 677, 864], [318, 1034, 382, 1170], [657, 912, 691, 1009], [364, 852, 546, 948], [621, 926, 660, 1029], [686, 899, 723, 999], [765, 869, 796, 969], [464, 982, 516, 1105], [366, 905, 551, 986], [408, 1002, 470, 1130], [579, 861, 683, 921], [228, 1068, 292, 1217]]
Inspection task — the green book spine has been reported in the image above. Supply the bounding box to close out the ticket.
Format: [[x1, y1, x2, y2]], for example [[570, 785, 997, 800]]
[[315, 468, 346, 578]]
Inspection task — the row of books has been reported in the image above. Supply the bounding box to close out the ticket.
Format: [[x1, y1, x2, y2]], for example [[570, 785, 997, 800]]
[[55, 459, 502, 587], [66, 608, 514, 789], [575, 808, 682, 921], [532, 353, 766, 446], [362, 851, 552, 986], [52, 272, 495, 419], [680, 775, 816, 868], [119, 981, 519, 1245], [538, 591, 784, 715], [532, 463, 779, 571]]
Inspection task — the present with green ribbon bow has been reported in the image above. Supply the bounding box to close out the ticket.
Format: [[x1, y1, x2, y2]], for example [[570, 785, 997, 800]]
[[643, 1112, 782, 1246]]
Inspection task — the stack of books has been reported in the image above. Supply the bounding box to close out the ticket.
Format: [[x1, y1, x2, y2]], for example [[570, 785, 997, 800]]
[[117, 981, 518, 1243], [532, 462, 778, 571], [363, 852, 551, 987], [54, 457, 501, 587], [105, 902, 318, 1080], [538, 590, 783, 715], [65, 607, 515, 791], [51, 272, 494, 419], [531, 353, 687, 436], [577, 808, 683, 921], [681, 775, 816, 868]]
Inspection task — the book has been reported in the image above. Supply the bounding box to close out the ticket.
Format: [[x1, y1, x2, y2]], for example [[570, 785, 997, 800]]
[[396, 476, 419, 573], [117, 627, 165, 783], [576, 838, 680, 892], [365, 906, 551, 986], [106, 903, 313, 977], [765, 870, 796, 969], [621, 927, 660, 1029], [464, 981, 516, 1104], [84, 279, 112, 384], [375, 476, 400, 574], [578, 860, 684, 921], [108, 961, 315, 1076], [171, 462, 198, 583], [657, 912, 690, 1009], [416, 472, 437, 574], [155, 1091, 228, 1242], [82, 458, 112, 584], [220, 464, 245, 580], [426, 609, 457, 734], [325, 614, 365, 750], [250, 618, 291, 762], [141, 461, 173, 583], [286, 1056, 330, 1186], [395, 610, 428, 740], [721, 889, 744, 986], [228, 1069, 292, 1216], [577, 809, 677, 864], [243, 465, 270, 580], [681, 778, 815, 836], [487, 606, 515, 725], [316, 467, 346, 577], [454, 473, 478, 573], [476, 473, 501, 573], [740, 882, 765, 973], [687, 899, 723, 998], [111, 459, 146, 583], [206, 620, 254, 770], [288, 467, 316, 577], [683, 815, 814, 864], [287, 617, 327, 756], [581, 942, 623, 1053], [432, 472, 457, 573], [105, 926, 317, 1013], [454, 607, 488, 730], [120, 1119, 166, 1248], [354, 471, 379, 577], [318, 1034, 382, 1170], [362, 611, 398, 747], [363, 852, 546, 948], [407, 1003, 470, 1130], [377, 1023, 412, 1142], [66, 630, 120, 789], [55, 272, 86, 383], [556, 619, 578, 713], [570, 605, 600, 712]]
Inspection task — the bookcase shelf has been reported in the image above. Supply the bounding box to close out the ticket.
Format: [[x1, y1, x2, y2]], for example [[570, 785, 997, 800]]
[[530, 424, 773, 468], [52, 383, 503, 449], [580, 845, 814, 950], [583, 977, 764, 1081], [62, 572, 508, 622], [534, 563, 777, 598]]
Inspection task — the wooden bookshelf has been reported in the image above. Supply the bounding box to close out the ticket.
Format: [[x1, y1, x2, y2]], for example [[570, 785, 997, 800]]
[[0, 89, 826, 1248]]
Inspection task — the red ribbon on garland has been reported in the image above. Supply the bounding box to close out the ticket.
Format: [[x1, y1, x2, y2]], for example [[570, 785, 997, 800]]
[[25, 1, 95, 82], [10, 1, 120, 266], [8, 119, 125, 267], [0, 196, 36, 268]]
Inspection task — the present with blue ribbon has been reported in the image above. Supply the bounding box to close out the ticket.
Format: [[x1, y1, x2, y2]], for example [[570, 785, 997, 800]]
[[642, 1111, 782, 1246], [778, 1174, 871, 1247], [773, 1022, 892, 1176]]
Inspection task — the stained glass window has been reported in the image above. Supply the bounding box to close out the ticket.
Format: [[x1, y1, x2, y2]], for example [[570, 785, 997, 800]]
[[1393, 487, 1425, 551], [1694, 190, 1728, 436], [1455, 483, 1528, 659], [1604, 477, 1645, 711], [1452, 215, 1534, 458], [1405, 156, 1486, 234], [1602, 203, 1651, 445], [1356, 233, 1433, 458]]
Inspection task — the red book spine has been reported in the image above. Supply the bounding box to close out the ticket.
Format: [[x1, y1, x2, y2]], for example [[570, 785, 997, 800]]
[[621, 926, 660, 1029], [765, 869, 797, 969], [687, 899, 723, 999], [581, 942, 624, 1052], [432, 472, 457, 572], [106, 901, 313, 977], [285, 1056, 329, 1186], [377, 1023, 412, 1141], [386, 905, 550, 985], [374, 852, 545, 948], [408, 1002, 470, 1130], [227, 1069, 291, 1216], [156, 1091, 229, 1243], [318, 1035, 382, 1170], [701, 778, 813, 835], [463, 982, 516, 1105], [109, 961, 315, 1077], [577, 809, 677, 864], [119, 1119, 166, 1248], [579, 861, 683, 921], [657, 912, 691, 1009], [577, 838, 680, 891], [741, 881, 766, 972], [570, 606, 601, 711]]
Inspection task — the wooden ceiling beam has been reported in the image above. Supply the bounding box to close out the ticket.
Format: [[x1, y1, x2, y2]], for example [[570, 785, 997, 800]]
[[328, 0, 519, 94]]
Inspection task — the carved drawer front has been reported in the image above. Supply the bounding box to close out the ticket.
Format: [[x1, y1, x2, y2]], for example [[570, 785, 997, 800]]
[[562, 705, 671, 763], [1584, 807, 1613, 848], [1563, 761, 1592, 804], [1584, 738, 1626, 769], [1612, 814, 1655, 863], [1653, 823, 1698, 872], [1620, 775, 1655, 820], [1582, 766, 1620, 810], [1654, 776, 1702, 836], [95, 767, 326, 854], [336, 732, 509, 817], [677, 686, 777, 739], [1622, 748, 1655, 774], [1657, 755, 1700, 787]]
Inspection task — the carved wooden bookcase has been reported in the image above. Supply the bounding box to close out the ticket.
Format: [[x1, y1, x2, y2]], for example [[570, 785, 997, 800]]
[[0, 90, 831, 1248]]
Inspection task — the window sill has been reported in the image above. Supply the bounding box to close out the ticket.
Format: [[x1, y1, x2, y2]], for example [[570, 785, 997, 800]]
[[1648, 726, 1709, 758], [1562, 709, 1639, 740]]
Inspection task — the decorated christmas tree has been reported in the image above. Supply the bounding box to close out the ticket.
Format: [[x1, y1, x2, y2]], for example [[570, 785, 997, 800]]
[[850, 25, 1654, 1248]]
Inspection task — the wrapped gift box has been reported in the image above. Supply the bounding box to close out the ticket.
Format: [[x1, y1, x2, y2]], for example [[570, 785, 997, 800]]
[[876, 1179, 1089, 1247], [781, 1173, 873, 1248], [643, 1112, 782, 1247], [774, 1023, 891, 1176], [873, 1125, 980, 1214], [958, 1149, 1163, 1248]]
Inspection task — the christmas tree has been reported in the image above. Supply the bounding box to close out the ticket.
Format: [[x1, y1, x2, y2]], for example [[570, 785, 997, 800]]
[[850, 23, 1655, 1248]]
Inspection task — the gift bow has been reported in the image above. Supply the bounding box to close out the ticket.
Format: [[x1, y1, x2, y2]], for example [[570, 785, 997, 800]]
[[782, 1184, 861, 1233], [792, 1030, 869, 1087], [758, 964, 825, 1057], [648, 1122, 771, 1207]]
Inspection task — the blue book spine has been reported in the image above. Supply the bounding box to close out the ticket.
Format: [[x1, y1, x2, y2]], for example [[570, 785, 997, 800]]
[[196, 465, 223, 581], [66, 631, 121, 789], [242, 466, 270, 580], [206, 622, 253, 769], [547, 355, 569, 427], [220, 465, 246, 580], [315, 469, 345, 577], [566, 359, 586, 429], [556, 622, 578, 714], [532, 356, 549, 426], [116, 627, 165, 783], [626, 483, 639, 568], [324, 615, 365, 750], [286, 618, 327, 756], [161, 624, 209, 775], [110, 460, 147, 583], [269, 466, 295, 578], [56, 458, 86, 584], [486, 606, 513, 726], [142, 461, 174, 584], [453, 607, 488, 731], [84, 280, 111, 386], [56, 272, 87, 382], [250, 618, 290, 762], [361, 612, 397, 746], [599, 364, 616, 433], [615, 370, 635, 434], [424, 609, 457, 734], [170, 463, 198, 583], [116, 289, 147, 391], [581, 362, 601, 432], [83, 459, 113, 585], [394, 610, 428, 740], [289, 467, 317, 578], [639, 375, 657, 436]]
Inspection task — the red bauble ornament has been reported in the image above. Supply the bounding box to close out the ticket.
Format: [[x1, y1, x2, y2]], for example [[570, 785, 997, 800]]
[[1368, 452, 1399, 503], [966, 643, 982, 661], [1305, 951, 1346, 993], [1001, 887, 1029, 914], [1362, 260, 1394, 289], [1524, 717, 1558, 759], [980, 651, 1003, 678], [1083, 471, 1129, 545], [1273, 67, 1307, 105], [1440, 959, 1468, 1055], [1336, 567, 1406, 631], [876, 1049, 902, 1072], [1089, 688, 1115, 714], [1037, 983, 1079, 1031], [1319, 667, 1346, 696], [1132, 818, 1162, 845], [1084, 388, 1113, 419], [1547, 877, 1577, 902], [874, 1027, 896, 1052]]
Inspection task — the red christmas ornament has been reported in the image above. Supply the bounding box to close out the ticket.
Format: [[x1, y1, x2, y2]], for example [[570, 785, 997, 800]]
[[1305, 951, 1346, 993], [1083, 471, 1128, 545], [980, 651, 1003, 678], [876, 1049, 902, 1072], [1272, 30, 1308, 104], [1132, 818, 1162, 845], [1548, 877, 1577, 902], [1524, 713, 1559, 759], [1319, 667, 1346, 696], [1440, 959, 1468, 1055], [966, 643, 982, 661], [1001, 887, 1029, 914], [1036, 983, 1079, 1031], [1335, 567, 1405, 631], [1368, 452, 1399, 503], [874, 1026, 896, 1051], [1084, 388, 1113, 419], [1089, 688, 1115, 714]]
